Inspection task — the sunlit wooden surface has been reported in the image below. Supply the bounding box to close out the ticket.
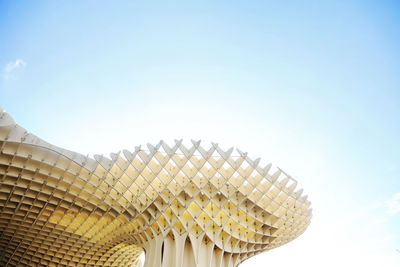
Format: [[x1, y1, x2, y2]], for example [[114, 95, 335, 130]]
[[0, 107, 311, 267]]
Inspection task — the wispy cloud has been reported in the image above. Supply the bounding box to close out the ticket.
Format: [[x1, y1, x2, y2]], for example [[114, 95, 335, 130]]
[[385, 193, 400, 215], [2, 59, 27, 80]]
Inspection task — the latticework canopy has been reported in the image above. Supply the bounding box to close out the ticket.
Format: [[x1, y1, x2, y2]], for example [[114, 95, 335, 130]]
[[0, 108, 311, 267]]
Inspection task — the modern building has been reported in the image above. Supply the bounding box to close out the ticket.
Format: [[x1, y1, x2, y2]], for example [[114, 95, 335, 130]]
[[0, 107, 312, 267]]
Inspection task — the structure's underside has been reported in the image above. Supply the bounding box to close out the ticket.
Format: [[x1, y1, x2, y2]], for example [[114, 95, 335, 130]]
[[0, 107, 312, 267]]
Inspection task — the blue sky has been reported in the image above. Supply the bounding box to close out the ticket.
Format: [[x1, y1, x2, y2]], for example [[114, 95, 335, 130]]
[[1, 1, 400, 266]]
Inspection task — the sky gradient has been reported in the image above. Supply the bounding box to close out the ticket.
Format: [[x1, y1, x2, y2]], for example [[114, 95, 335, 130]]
[[1, 1, 400, 266]]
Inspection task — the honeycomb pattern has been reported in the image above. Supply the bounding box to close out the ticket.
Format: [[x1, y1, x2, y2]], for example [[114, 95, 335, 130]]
[[0, 108, 312, 267]]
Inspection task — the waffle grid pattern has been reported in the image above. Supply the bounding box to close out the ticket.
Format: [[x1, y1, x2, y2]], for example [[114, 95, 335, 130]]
[[0, 108, 311, 267]]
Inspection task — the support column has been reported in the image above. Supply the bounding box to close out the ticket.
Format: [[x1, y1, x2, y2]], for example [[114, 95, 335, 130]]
[[141, 232, 239, 267]]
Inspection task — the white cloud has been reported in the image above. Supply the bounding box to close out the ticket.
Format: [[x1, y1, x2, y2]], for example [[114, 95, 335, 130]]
[[385, 193, 400, 215], [2, 59, 27, 80]]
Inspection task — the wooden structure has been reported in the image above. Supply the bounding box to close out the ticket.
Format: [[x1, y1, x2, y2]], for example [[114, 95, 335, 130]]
[[0, 107, 312, 266]]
